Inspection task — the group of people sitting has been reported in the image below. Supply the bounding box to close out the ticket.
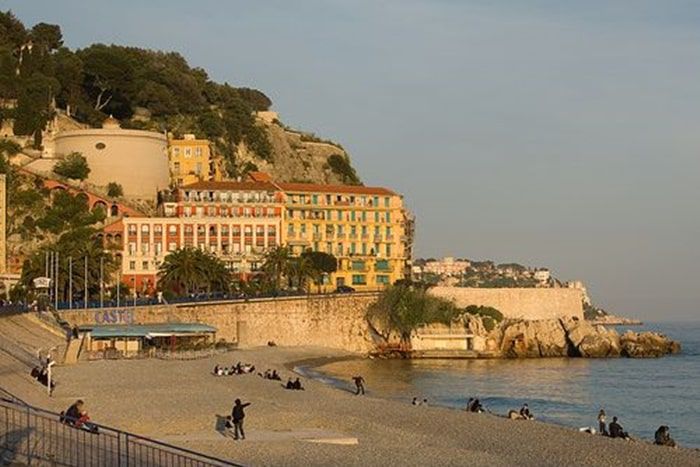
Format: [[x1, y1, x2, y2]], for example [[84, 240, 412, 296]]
[[285, 377, 304, 390], [30, 366, 55, 393], [412, 397, 429, 406], [59, 399, 98, 433], [597, 409, 677, 446], [260, 369, 282, 381], [213, 363, 256, 376], [465, 397, 484, 413]]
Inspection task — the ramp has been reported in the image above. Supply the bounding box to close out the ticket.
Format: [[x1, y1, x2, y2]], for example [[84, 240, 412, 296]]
[[63, 335, 84, 365]]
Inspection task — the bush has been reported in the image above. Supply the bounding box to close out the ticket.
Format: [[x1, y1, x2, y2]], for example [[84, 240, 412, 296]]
[[106, 182, 123, 198], [327, 154, 360, 185], [464, 305, 504, 325], [54, 152, 90, 180]]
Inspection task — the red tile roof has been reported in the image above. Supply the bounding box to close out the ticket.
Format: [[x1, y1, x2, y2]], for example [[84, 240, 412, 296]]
[[276, 182, 396, 196], [181, 180, 279, 191]]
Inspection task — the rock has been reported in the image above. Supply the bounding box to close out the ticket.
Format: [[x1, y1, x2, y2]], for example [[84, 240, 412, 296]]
[[620, 331, 681, 358], [500, 320, 568, 358]]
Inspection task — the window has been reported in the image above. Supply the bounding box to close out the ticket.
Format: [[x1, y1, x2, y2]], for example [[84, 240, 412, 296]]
[[129, 261, 136, 270], [386, 212, 391, 223], [95, 142, 106, 150], [384, 197, 390, 207], [196, 163, 202, 174], [374, 211, 380, 222], [128, 243, 136, 254], [168, 225, 177, 235], [155, 243, 162, 255], [174, 162, 180, 172], [141, 243, 149, 254], [351, 260, 365, 271], [128, 224, 137, 234], [352, 274, 367, 285], [376, 275, 390, 285], [142, 261, 149, 270], [141, 224, 150, 234], [361, 243, 367, 255], [184, 147, 192, 158], [386, 244, 392, 257], [375, 260, 390, 271], [168, 242, 177, 252], [173, 147, 180, 156], [195, 147, 202, 157]]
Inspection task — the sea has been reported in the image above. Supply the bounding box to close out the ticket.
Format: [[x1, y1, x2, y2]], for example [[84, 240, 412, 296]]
[[301, 322, 700, 448]]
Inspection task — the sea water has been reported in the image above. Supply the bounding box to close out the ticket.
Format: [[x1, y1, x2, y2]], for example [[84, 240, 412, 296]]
[[306, 322, 700, 447]]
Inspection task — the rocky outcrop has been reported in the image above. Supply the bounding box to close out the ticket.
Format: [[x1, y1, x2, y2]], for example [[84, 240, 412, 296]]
[[498, 320, 569, 358], [619, 331, 681, 358], [559, 318, 621, 358]]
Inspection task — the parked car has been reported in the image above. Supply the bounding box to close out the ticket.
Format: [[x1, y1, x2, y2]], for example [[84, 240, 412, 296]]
[[334, 285, 356, 294]]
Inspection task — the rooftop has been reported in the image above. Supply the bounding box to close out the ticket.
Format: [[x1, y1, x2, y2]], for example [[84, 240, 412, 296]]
[[181, 180, 279, 192], [276, 182, 396, 196], [79, 323, 217, 338]]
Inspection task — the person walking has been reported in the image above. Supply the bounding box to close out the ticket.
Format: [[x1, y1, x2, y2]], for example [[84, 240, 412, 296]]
[[231, 399, 251, 440], [352, 375, 366, 395]]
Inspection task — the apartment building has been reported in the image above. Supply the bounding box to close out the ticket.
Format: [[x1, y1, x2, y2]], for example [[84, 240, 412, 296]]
[[168, 134, 216, 186]]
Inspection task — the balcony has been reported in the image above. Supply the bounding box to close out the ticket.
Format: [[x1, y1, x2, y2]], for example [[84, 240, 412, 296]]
[[373, 235, 383, 242], [312, 232, 322, 241]]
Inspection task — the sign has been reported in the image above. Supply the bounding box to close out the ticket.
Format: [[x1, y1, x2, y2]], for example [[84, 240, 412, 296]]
[[94, 309, 135, 325], [33, 277, 52, 289]]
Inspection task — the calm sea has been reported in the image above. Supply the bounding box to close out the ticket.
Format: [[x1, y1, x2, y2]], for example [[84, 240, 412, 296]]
[[302, 322, 700, 448]]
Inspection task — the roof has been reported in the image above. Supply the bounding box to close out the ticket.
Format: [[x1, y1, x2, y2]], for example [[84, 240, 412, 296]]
[[181, 180, 279, 192], [79, 323, 217, 338], [276, 182, 396, 196]]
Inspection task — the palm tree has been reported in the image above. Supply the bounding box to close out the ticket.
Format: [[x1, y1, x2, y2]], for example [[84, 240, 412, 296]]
[[261, 245, 292, 292], [287, 255, 316, 292], [158, 248, 205, 295]]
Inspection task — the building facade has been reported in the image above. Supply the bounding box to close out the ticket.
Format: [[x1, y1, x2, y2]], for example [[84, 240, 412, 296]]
[[278, 182, 409, 289], [423, 257, 471, 276], [168, 134, 216, 187], [110, 174, 412, 293], [120, 180, 283, 291]]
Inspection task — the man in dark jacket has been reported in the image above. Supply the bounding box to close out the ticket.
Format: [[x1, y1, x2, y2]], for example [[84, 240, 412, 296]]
[[609, 416, 629, 439], [353, 375, 365, 395], [231, 399, 251, 440]]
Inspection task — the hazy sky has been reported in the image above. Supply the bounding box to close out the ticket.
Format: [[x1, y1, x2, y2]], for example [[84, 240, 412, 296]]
[[6, 1, 700, 320]]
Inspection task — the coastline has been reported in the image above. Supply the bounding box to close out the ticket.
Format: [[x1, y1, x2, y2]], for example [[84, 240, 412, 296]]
[[12, 346, 696, 466]]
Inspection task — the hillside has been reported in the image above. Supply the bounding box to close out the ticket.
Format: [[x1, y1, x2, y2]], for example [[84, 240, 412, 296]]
[[0, 10, 361, 185]]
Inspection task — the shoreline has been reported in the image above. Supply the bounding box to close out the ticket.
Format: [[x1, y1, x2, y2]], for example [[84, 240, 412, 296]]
[[7, 345, 697, 466]]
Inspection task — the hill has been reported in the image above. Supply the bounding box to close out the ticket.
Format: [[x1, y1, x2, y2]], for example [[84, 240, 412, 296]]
[[0, 10, 360, 185]]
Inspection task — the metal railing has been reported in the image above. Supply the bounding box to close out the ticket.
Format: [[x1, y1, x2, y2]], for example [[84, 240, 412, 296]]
[[0, 396, 241, 466]]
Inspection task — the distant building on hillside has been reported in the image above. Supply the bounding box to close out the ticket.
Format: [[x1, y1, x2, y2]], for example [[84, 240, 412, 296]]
[[533, 268, 551, 284], [423, 257, 471, 277], [168, 134, 219, 187]]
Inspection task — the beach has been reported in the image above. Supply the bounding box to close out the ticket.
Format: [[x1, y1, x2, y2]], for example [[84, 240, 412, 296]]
[[10, 346, 689, 466]]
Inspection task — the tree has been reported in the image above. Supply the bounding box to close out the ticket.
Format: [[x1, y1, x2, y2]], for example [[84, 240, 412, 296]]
[[17, 226, 117, 303], [261, 245, 292, 292], [367, 285, 461, 344], [106, 182, 123, 198], [54, 152, 90, 180], [158, 247, 232, 295], [301, 250, 337, 289], [30, 23, 63, 51], [37, 190, 104, 234]]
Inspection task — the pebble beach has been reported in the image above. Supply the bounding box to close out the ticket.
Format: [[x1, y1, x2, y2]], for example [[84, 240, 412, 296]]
[[27, 346, 698, 466]]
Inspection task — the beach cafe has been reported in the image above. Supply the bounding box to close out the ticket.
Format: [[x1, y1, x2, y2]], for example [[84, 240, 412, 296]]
[[78, 323, 217, 357]]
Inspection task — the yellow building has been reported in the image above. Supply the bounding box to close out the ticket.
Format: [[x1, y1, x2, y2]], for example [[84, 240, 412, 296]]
[[277, 181, 411, 290], [168, 134, 215, 187]]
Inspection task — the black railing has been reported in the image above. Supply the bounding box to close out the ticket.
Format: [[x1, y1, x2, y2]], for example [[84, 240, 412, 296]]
[[0, 396, 241, 466]]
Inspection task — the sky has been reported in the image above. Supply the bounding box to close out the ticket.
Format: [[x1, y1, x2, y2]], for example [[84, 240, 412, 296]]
[[5, 1, 700, 321]]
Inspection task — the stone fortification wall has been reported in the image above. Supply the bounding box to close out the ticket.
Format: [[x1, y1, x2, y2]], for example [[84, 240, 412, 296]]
[[428, 287, 584, 320], [53, 128, 169, 201], [59, 294, 380, 353]]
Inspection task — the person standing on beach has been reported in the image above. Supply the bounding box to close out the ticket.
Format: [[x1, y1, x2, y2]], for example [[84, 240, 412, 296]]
[[231, 399, 251, 440], [352, 375, 366, 395], [597, 409, 607, 435]]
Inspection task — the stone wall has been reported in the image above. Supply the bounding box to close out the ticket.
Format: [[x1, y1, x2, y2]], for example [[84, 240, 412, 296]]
[[428, 287, 583, 320], [59, 293, 380, 353]]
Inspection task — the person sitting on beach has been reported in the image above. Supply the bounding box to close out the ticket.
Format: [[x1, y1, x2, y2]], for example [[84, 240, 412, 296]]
[[271, 370, 281, 381], [413, 397, 420, 406], [519, 403, 533, 420], [597, 409, 607, 435], [465, 398, 474, 411], [608, 417, 629, 439], [286, 378, 295, 389], [352, 375, 366, 395], [471, 398, 483, 413], [654, 425, 677, 447], [61, 400, 98, 433], [292, 378, 304, 390], [421, 398, 428, 406]]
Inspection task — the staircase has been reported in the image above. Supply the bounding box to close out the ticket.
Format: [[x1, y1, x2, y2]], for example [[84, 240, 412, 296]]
[[63, 335, 84, 365]]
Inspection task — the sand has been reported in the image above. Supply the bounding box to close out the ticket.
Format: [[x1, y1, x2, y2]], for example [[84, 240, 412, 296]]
[[14, 346, 700, 466]]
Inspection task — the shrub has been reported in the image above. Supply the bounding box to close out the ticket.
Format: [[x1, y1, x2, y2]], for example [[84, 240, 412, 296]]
[[106, 182, 123, 198], [54, 152, 90, 180], [464, 305, 504, 325], [327, 154, 360, 185]]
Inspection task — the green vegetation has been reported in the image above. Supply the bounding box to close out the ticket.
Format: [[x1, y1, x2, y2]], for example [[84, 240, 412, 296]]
[[53, 152, 90, 180], [157, 247, 232, 295], [583, 302, 608, 320], [36, 190, 105, 234], [0, 10, 272, 165], [106, 181, 123, 198], [259, 246, 338, 294], [463, 305, 504, 331], [326, 154, 360, 185], [367, 285, 461, 342], [17, 226, 117, 303]]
